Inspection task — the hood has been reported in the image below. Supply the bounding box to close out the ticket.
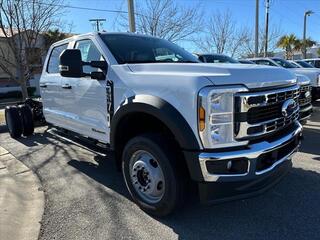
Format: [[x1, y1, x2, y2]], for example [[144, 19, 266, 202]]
[[290, 68, 319, 81], [128, 63, 297, 90]]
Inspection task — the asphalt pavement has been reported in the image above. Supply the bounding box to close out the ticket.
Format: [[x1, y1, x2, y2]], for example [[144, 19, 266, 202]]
[[0, 102, 319, 240]]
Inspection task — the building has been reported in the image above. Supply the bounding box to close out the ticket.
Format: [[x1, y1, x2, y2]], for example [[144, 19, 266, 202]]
[[274, 44, 320, 60], [0, 28, 47, 96]]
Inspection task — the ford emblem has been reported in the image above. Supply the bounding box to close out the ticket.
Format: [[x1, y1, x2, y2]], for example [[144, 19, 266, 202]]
[[281, 99, 297, 117]]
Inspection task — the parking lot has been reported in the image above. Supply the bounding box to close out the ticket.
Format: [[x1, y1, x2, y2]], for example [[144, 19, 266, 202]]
[[0, 102, 319, 240]]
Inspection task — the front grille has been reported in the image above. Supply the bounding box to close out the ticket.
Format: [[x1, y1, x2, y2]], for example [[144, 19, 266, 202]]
[[299, 84, 312, 106], [234, 85, 300, 140]]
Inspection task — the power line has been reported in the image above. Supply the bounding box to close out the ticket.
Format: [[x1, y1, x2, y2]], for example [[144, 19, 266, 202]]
[[89, 19, 106, 32]]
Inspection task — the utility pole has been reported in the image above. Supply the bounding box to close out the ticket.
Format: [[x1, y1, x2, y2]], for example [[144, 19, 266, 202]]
[[303, 10, 314, 59], [255, 0, 259, 57], [89, 19, 106, 32], [128, 0, 136, 32], [264, 0, 270, 57]]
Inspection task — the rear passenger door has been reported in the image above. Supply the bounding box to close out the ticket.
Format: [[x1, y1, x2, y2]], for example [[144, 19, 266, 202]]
[[60, 39, 108, 142], [40, 43, 68, 126]]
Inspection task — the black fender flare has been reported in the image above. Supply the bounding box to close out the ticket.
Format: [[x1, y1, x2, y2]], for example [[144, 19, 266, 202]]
[[110, 95, 200, 151]]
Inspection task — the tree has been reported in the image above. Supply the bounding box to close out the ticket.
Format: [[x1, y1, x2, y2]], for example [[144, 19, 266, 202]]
[[241, 24, 283, 58], [121, 0, 203, 43], [195, 10, 250, 57], [0, 0, 64, 100], [276, 34, 299, 59], [43, 29, 69, 52]]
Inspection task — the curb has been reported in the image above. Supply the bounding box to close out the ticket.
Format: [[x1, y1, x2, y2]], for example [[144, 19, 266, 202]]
[[0, 145, 44, 240]]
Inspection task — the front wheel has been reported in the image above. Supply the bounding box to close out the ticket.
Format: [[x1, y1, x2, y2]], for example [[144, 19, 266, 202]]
[[122, 133, 184, 217]]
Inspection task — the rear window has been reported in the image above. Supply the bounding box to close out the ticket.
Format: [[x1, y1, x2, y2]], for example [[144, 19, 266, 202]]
[[47, 44, 68, 73]]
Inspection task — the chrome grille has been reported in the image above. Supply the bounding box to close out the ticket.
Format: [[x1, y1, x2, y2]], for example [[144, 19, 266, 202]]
[[299, 84, 312, 106], [234, 85, 300, 140]]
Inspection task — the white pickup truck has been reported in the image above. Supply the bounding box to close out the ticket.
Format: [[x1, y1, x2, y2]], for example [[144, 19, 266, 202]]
[[5, 32, 303, 216]]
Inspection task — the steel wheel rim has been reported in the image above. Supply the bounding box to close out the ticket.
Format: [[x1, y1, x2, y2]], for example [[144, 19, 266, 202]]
[[129, 150, 165, 204]]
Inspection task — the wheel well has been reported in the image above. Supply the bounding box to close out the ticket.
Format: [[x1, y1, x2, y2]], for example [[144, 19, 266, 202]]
[[113, 112, 187, 172]]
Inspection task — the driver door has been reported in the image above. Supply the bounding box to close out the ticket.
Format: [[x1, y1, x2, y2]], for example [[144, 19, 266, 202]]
[[60, 38, 109, 143]]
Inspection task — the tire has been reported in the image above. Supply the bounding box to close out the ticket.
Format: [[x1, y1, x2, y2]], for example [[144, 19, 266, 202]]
[[19, 105, 34, 136], [122, 133, 185, 217], [5, 106, 22, 138]]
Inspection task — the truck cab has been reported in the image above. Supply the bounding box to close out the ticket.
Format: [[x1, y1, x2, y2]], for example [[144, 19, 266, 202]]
[[36, 32, 303, 216]]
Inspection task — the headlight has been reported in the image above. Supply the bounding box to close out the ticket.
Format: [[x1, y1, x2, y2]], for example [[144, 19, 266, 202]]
[[318, 74, 320, 86], [198, 85, 248, 149]]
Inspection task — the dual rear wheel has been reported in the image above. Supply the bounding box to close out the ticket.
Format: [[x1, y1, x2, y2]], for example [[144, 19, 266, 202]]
[[5, 105, 34, 138]]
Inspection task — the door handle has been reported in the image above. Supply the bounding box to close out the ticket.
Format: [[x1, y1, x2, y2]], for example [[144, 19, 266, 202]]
[[61, 84, 72, 89], [40, 84, 47, 88]]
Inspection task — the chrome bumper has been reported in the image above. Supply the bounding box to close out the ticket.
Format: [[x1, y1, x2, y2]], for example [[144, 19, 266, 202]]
[[199, 122, 303, 182]]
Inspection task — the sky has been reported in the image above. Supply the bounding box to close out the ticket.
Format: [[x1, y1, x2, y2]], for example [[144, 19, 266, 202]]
[[61, 0, 320, 52]]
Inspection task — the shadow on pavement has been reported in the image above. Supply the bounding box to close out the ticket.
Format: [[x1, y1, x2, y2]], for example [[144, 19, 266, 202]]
[[2, 112, 319, 239]]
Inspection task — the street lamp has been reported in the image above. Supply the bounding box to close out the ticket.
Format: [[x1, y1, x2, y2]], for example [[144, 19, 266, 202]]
[[303, 10, 314, 59]]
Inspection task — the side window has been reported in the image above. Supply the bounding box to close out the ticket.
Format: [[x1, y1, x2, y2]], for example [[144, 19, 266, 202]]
[[315, 61, 320, 68], [256, 60, 274, 66], [75, 39, 103, 74], [47, 44, 68, 73]]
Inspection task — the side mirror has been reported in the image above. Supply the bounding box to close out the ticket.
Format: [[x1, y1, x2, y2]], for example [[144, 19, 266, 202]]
[[59, 49, 84, 78]]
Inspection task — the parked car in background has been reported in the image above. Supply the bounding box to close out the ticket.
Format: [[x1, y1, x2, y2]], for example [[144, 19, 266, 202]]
[[238, 59, 255, 64], [303, 58, 320, 68], [195, 53, 239, 63], [248, 57, 320, 100], [289, 61, 303, 68], [294, 60, 316, 69]]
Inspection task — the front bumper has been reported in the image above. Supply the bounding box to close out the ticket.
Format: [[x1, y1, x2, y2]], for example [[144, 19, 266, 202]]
[[184, 121, 303, 203], [312, 86, 320, 100]]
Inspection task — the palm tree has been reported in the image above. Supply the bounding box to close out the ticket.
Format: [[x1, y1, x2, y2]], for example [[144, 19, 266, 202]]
[[294, 38, 316, 57], [277, 34, 298, 59]]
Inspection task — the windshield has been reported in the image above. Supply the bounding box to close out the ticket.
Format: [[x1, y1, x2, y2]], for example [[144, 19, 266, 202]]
[[296, 61, 315, 68], [272, 58, 296, 68], [100, 34, 199, 64], [204, 55, 239, 63]]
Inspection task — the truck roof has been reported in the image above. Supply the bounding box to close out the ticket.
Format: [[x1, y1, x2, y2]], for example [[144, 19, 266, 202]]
[[50, 32, 161, 48]]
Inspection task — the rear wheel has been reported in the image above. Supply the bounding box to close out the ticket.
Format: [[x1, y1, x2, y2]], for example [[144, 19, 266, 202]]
[[19, 105, 34, 136], [122, 133, 185, 217], [5, 106, 22, 138]]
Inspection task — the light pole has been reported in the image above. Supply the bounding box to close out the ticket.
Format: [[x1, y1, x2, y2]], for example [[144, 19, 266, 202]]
[[303, 10, 314, 59], [128, 0, 136, 32], [255, 0, 259, 57], [263, 0, 270, 57]]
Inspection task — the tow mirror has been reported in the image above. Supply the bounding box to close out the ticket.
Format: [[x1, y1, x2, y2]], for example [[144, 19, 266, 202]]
[[59, 49, 84, 78]]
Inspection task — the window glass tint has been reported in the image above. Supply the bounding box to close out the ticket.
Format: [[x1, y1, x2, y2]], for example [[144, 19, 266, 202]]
[[296, 61, 314, 68], [273, 58, 295, 68], [100, 34, 199, 64], [314, 61, 320, 68], [75, 39, 103, 73], [47, 44, 68, 73], [255, 60, 275, 66], [204, 55, 239, 63]]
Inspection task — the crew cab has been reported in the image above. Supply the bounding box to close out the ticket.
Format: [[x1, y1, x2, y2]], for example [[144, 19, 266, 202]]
[[249, 57, 320, 100], [5, 33, 303, 216]]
